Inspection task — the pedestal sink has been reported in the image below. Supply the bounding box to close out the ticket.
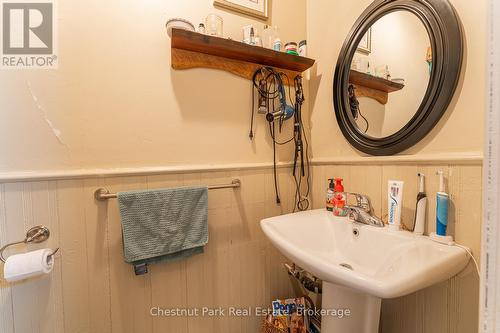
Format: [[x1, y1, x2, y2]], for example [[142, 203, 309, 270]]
[[260, 209, 470, 333]]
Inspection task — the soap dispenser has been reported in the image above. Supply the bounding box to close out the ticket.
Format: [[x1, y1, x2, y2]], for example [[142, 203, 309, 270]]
[[326, 179, 335, 211], [333, 178, 347, 217]]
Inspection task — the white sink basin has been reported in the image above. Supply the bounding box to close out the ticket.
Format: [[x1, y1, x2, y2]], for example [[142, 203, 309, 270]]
[[261, 209, 470, 333]]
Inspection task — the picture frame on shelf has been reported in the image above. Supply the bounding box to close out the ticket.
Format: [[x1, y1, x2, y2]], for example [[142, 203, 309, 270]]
[[357, 28, 372, 54], [214, 0, 269, 20]]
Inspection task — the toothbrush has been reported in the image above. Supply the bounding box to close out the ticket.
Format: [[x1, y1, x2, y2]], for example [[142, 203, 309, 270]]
[[413, 173, 427, 235], [436, 171, 449, 236]]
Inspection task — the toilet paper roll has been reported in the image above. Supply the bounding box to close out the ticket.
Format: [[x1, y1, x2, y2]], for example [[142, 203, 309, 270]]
[[3, 248, 54, 282]]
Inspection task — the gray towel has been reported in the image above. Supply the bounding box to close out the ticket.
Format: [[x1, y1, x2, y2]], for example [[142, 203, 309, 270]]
[[117, 186, 208, 266]]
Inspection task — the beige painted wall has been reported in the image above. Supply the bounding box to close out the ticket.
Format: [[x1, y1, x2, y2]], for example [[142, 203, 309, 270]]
[[0, 0, 307, 172], [0, 1, 486, 333], [307, 0, 486, 158]]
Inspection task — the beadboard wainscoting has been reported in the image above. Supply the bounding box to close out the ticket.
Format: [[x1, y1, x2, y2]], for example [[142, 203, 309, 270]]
[[311, 162, 482, 333], [0, 160, 482, 333], [0, 167, 298, 333]]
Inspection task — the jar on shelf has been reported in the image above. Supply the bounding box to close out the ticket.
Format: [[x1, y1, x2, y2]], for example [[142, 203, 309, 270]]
[[262, 25, 279, 49], [205, 14, 223, 37]]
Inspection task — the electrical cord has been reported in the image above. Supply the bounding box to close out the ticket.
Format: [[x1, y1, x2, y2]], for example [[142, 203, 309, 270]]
[[249, 84, 256, 139], [250, 68, 280, 139], [295, 118, 310, 211], [378, 213, 479, 277], [271, 121, 281, 204], [348, 84, 369, 133], [259, 68, 286, 204], [358, 108, 369, 134], [250, 68, 310, 210], [454, 244, 480, 277], [292, 75, 310, 212]]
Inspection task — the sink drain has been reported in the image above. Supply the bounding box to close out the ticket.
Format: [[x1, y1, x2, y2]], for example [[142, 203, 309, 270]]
[[340, 263, 353, 270]]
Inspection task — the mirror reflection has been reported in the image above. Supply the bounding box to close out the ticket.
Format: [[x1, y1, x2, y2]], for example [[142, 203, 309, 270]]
[[349, 11, 431, 138]]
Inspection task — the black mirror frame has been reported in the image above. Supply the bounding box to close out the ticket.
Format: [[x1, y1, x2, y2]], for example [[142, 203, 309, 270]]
[[333, 0, 463, 156]]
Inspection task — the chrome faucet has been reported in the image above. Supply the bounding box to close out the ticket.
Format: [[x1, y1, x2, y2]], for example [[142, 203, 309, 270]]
[[344, 193, 385, 228]]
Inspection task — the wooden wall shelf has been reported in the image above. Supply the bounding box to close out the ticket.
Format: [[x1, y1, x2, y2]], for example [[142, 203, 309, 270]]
[[349, 70, 404, 104], [171, 28, 315, 83]]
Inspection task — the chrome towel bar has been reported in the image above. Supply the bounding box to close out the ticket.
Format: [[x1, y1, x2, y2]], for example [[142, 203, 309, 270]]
[[94, 179, 241, 201]]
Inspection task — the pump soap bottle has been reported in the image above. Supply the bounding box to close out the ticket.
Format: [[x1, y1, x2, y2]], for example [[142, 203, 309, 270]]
[[333, 178, 347, 217], [326, 179, 334, 211], [430, 171, 454, 245]]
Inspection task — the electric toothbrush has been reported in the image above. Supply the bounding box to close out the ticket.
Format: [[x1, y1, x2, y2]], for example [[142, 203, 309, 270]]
[[430, 170, 454, 245], [436, 171, 449, 236], [413, 173, 427, 235]]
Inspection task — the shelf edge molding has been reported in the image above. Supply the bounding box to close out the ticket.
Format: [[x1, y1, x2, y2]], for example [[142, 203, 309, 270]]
[[349, 70, 404, 105], [170, 28, 315, 82]]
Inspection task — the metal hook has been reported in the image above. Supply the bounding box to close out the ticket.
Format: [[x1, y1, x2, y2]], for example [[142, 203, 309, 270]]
[[46, 247, 60, 264], [49, 247, 59, 258], [0, 226, 56, 263]]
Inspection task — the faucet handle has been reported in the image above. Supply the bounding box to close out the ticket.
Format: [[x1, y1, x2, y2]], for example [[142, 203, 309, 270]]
[[344, 204, 385, 228], [344, 205, 360, 221], [345, 192, 373, 214]]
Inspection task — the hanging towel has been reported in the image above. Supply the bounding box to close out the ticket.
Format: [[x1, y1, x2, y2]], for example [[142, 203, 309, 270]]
[[117, 186, 208, 273]]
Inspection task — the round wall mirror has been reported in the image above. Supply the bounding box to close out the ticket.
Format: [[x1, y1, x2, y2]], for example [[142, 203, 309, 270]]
[[333, 0, 463, 155]]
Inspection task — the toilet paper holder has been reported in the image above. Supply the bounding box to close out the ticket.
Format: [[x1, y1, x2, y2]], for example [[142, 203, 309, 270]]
[[0, 225, 59, 263]]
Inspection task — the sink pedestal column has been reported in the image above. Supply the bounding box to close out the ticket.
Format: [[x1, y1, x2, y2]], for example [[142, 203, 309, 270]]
[[322, 282, 381, 333]]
